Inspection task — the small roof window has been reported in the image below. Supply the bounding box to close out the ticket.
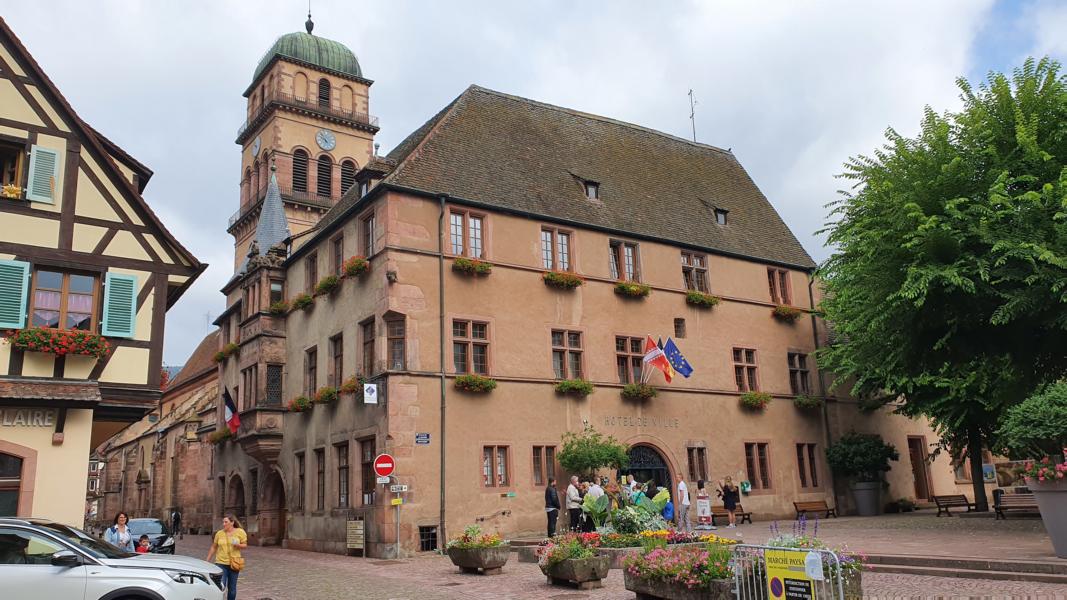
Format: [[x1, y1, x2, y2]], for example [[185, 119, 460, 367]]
[[584, 180, 600, 200], [714, 208, 728, 225]]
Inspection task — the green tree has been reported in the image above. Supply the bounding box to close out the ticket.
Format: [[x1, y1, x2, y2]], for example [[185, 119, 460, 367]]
[[557, 426, 629, 477], [818, 58, 1067, 512], [995, 383, 1067, 459]]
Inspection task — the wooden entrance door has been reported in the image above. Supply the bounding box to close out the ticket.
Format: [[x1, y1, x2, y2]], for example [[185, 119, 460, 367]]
[[907, 436, 932, 500], [259, 471, 286, 545]]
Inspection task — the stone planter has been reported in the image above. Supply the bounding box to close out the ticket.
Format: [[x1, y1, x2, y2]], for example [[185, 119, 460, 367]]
[[624, 570, 733, 600], [598, 542, 706, 569], [842, 571, 863, 600], [542, 555, 611, 590], [1031, 478, 1067, 558], [446, 545, 510, 575], [850, 481, 882, 516]]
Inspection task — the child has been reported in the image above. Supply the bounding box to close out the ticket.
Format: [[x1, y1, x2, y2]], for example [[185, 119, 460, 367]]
[[135, 535, 151, 554]]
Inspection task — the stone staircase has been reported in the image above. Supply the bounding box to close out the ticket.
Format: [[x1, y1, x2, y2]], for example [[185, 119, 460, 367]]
[[865, 553, 1067, 584]]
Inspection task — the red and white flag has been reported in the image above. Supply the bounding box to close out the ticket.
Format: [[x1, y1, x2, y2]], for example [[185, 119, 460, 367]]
[[642, 335, 673, 383]]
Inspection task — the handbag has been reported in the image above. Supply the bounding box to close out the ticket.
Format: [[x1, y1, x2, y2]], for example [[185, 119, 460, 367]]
[[229, 556, 245, 572]]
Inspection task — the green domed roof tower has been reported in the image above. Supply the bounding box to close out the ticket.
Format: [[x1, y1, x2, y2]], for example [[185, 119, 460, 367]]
[[250, 14, 364, 90]]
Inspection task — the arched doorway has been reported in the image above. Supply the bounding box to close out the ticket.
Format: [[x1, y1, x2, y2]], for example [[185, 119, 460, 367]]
[[225, 475, 246, 523], [624, 445, 672, 490], [259, 470, 287, 546]]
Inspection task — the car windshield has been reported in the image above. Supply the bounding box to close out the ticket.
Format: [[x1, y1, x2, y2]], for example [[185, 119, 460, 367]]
[[128, 520, 166, 536], [37, 522, 133, 559]]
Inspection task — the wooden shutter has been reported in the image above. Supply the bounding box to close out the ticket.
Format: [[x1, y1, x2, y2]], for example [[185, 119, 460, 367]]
[[0, 260, 31, 329], [26, 145, 60, 203], [101, 273, 137, 338]]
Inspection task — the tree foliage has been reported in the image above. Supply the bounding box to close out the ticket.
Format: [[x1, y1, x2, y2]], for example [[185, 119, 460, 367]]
[[825, 432, 900, 482], [557, 426, 629, 476], [818, 58, 1067, 509], [995, 382, 1067, 459]]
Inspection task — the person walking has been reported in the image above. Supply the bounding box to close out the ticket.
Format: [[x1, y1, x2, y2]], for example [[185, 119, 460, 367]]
[[171, 507, 183, 540], [676, 474, 691, 532], [207, 514, 248, 600], [544, 477, 561, 537], [104, 512, 135, 552], [566, 476, 582, 532], [718, 477, 740, 528]]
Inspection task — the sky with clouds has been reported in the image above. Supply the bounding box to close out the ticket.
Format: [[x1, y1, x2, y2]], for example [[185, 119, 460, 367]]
[[3, 1, 1064, 365]]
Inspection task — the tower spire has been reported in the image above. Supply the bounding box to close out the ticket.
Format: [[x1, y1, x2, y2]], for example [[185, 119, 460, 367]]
[[305, 4, 314, 34]]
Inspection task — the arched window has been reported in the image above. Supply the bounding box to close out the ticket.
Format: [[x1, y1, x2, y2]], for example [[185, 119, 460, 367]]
[[252, 160, 261, 200], [294, 72, 308, 101], [341, 160, 357, 195], [0, 452, 23, 516], [340, 85, 354, 112], [242, 167, 252, 204], [317, 155, 333, 198], [318, 78, 331, 108], [293, 149, 309, 193]]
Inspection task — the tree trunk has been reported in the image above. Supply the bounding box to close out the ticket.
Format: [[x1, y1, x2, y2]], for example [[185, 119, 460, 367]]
[[967, 425, 989, 512]]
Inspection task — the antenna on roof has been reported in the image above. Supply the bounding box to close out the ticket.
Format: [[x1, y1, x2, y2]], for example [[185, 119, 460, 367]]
[[688, 89, 697, 143]]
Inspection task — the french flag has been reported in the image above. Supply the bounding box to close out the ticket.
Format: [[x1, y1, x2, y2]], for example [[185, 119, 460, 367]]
[[223, 388, 240, 434]]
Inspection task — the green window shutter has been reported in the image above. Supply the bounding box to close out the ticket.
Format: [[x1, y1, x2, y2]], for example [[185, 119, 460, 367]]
[[26, 145, 60, 203], [0, 260, 31, 329], [101, 273, 137, 338]]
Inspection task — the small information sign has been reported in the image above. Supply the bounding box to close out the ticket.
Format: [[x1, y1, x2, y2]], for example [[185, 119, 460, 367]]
[[376, 476, 390, 484], [415, 432, 431, 445], [390, 484, 409, 493], [363, 383, 378, 404], [390, 497, 403, 506], [345, 519, 365, 550]]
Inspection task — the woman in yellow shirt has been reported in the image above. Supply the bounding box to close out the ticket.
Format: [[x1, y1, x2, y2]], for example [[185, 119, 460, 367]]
[[206, 514, 248, 600]]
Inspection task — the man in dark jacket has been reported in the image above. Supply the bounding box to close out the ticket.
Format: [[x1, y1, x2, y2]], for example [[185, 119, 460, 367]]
[[544, 478, 561, 537]]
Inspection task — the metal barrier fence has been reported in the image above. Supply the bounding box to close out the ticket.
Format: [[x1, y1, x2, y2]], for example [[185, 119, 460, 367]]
[[732, 544, 846, 600]]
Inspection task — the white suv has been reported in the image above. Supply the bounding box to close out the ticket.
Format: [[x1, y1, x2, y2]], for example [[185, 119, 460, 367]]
[[0, 517, 223, 600]]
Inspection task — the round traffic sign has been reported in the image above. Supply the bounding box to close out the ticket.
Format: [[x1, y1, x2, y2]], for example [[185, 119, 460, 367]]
[[373, 453, 395, 477]]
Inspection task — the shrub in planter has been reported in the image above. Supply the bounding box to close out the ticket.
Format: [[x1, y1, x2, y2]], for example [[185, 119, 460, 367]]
[[6, 327, 110, 359], [621, 383, 657, 401], [793, 395, 824, 410], [313, 386, 338, 405], [623, 544, 734, 599], [826, 432, 899, 516], [207, 429, 232, 445], [268, 300, 290, 315], [313, 274, 340, 296], [739, 391, 771, 411], [291, 293, 314, 311], [771, 305, 803, 323], [452, 257, 493, 276], [685, 290, 721, 308], [614, 281, 651, 298], [555, 379, 594, 397], [543, 271, 585, 289], [538, 533, 610, 588], [454, 374, 497, 393], [286, 396, 312, 413], [446, 524, 509, 574], [213, 342, 240, 363], [339, 375, 366, 395], [342, 256, 370, 277]]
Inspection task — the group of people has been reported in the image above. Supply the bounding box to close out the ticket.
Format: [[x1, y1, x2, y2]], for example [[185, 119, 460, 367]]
[[101, 510, 247, 600], [543, 473, 742, 536]]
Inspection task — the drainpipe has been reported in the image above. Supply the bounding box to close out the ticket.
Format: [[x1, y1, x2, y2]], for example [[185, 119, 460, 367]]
[[808, 274, 839, 505], [438, 193, 449, 549]]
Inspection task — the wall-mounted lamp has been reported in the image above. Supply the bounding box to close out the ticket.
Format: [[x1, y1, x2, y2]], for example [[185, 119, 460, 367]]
[[386, 270, 398, 284]]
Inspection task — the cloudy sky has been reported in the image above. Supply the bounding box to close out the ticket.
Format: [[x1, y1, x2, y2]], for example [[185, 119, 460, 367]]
[[4, 1, 1065, 365]]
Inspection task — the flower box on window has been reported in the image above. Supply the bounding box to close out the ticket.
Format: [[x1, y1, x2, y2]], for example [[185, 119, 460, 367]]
[[614, 281, 651, 298], [452, 257, 493, 276], [213, 342, 239, 363], [313, 275, 341, 296], [543, 271, 584, 289], [771, 305, 803, 323], [685, 290, 721, 308], [454, 374, 497, 393], [555, 379, 594, 397], [207, 429, 232, 445], [287, 396, 312, 413], [291, 293, 314, 311], [6, 327, 110, 359], [793, 395, 825, 410], [342, 256, 371, 278], [313, 386, 338, 405], [621, 383, 657, 401], [268, 300, 290, 315], [740, 391, 772, 411]]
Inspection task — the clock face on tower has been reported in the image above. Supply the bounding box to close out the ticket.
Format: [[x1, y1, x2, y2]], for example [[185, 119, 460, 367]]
[[316, 129, 337, 151], [251, 135, 261, 156]]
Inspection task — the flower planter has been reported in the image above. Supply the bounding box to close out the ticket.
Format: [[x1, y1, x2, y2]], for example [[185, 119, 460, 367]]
[[543, 555, 610, 590], [842, 572, 863, 600], [447, 545, 510, 575], [1031, 479, 1067, 558], [598, 542, 706, 569], [850, 481, 882, 516], [623, 570, 733, 600]]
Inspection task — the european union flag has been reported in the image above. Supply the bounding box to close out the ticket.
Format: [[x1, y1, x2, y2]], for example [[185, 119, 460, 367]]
[[663, 338, 693, 378]]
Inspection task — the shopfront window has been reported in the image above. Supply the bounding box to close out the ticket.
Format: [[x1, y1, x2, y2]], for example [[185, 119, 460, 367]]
[[0, 453, 23, 517]]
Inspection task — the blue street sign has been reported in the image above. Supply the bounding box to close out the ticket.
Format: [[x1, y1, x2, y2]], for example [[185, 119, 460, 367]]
[[415, 433, 431, 445]]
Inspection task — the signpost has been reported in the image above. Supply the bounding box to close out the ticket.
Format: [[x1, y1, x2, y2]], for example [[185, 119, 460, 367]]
[[389, 484, 409, 493], [765, 548, 816, 600], [345, 519, 365, 555], [374, 453, 403, 558]]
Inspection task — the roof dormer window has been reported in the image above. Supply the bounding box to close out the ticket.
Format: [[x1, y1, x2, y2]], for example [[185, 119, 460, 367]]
[[714, 208, 728, 225], [584, 180, 599, 200]]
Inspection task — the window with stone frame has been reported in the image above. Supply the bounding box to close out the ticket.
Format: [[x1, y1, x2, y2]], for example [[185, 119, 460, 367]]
[[681, 252, 709, 292], [329, 333, 344, 388], [768, 268, 791, 305], [733, 348, 759, 392], [532, 445, 557, 486], [241, 365, 258, 410], [551, 330, 583, 379], [294, 452, 305, 511], [796, 443, 819, 488], [361, 318, 375, 375], [453, 319, 489, 375], [483, 445, 510, 487], [360, 438, 376, 505], [315, 448, 326, 511], [331, 234, 344, 276], [386, 317, 406, 370], [788, 353, 811, 395], [609, 240, 639, 281], [293, 149, 309, 193], [304, 346, 317, 397], [744, 442, 771, 490], [318, 78, 331, 108], [341, 160, 357, 195], [362, 212, 376, 256], [540, 227, 572, 271], [615, 335, 645, 384], [265, 364, 283, 406], [687, 447, 708, 482], [449, 210, 484, 258], [269, 279, 284, 305], [305, 252, 318, 294], [249, 468, 258, 515], [336, 442, 349, 508]]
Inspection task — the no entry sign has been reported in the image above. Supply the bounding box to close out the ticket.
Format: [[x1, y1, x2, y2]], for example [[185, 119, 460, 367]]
[[373, 453, 395, 478]]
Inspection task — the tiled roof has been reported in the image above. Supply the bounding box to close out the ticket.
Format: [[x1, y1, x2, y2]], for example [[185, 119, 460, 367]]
[[0, 378, 101, 403], [166, 330, 219, 392]]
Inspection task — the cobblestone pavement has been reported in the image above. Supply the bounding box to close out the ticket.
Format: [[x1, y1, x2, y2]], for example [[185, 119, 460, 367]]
[[176, 534, 1067, 599]]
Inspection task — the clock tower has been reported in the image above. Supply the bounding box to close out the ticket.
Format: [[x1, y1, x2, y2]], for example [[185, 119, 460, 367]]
[[228, 14, 379, 270]]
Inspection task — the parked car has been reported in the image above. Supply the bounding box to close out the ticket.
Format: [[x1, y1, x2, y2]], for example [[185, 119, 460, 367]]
[[0, 517, 223, 600], [127, 517, 176, 554]]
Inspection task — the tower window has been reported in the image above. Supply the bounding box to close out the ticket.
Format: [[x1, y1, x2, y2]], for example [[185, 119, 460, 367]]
[[293, 149, 309, 193], [341, 160, 357, 195], [317, 155, 333, 198], [714, 208, 728, 225], [318, 78, 331, 108]]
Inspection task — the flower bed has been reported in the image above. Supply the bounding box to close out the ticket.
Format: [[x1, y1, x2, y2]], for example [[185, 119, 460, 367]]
[[342, 256, 370, 277], [685, 290, 721, 308], [446, 525, 509, 575], [621, 383, 657, 402], [555, 379, 594, 397], [286, 395, 311, 413], [455, 374, 497, 393], [614, 281, 651, 298], [740, 391, 771, 411], [543, 271, 584, 289], [624, 544, 735, 600], [452, 257, 493, 276], [772, 305, 803, 323], [291, 293, 314, 311], [6, 327, 110, 359], [313, 275, 340, 296]]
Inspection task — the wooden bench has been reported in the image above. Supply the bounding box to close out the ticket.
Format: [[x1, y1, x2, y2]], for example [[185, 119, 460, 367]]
[[793, 500, 837, 519], [710, 504, 752, 526], [995, 493, 1038, 520], [933, 494, 975, 516]]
